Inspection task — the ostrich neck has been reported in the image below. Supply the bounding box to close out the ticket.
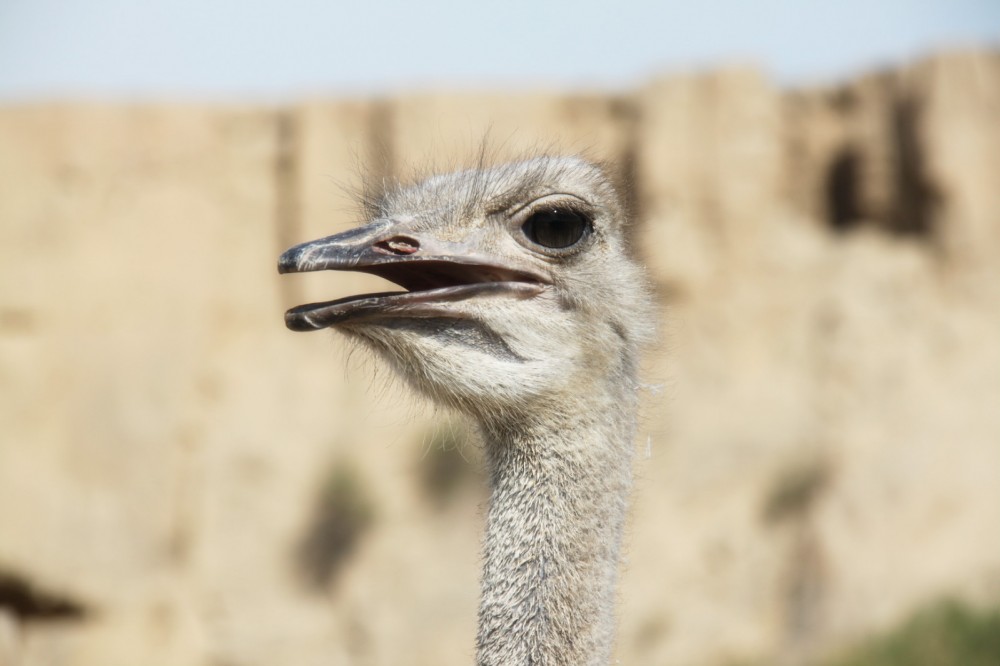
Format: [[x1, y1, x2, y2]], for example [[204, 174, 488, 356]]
[[474, 382, 638, 666]]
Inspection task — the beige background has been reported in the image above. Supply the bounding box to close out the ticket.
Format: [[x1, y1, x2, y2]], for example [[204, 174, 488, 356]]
[[0, 50, 998, 665]]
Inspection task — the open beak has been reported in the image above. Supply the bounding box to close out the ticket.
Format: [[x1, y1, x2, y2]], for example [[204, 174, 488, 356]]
[[277, 219, 548, 331]]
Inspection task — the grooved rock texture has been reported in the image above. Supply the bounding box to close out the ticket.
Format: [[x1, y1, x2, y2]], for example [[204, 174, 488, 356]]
[[0, 51, 997, 666]]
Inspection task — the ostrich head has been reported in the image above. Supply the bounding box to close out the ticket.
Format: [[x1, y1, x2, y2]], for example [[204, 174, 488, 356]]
[[279, 156, 652, 422]]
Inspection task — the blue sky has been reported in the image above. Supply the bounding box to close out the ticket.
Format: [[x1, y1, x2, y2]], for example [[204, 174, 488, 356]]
[[0, 0, 997, 100]]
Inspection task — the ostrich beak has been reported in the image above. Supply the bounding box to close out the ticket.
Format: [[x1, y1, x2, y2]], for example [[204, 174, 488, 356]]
[[277, 220, 547, 331], [278, 218, 396, 276]]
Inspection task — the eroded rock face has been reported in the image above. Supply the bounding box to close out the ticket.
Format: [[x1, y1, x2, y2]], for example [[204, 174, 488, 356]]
[[0, 51, 997, 666]]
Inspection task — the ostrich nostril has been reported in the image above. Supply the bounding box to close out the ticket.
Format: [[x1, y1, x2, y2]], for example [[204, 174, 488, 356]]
[[374, 236, 421, 256]]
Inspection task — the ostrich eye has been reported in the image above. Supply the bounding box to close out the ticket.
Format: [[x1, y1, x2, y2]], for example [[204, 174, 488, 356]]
[[521, 208, 591, 250]]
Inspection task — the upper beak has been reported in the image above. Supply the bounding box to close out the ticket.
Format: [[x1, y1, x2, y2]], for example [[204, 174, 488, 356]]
[[278, 218, 397, 275], [276, 219, 549, 331], [278, 218, 534, 290]]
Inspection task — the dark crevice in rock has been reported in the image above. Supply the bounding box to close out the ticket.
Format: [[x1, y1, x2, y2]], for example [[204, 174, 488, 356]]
[[825, 147, 865, 233], [889, 96, 940, 237], [0, 570, 88, 622], [294, 461, 376, 591]]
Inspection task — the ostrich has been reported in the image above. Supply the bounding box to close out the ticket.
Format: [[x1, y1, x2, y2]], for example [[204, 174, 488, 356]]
[[278, 156, 654, 666]]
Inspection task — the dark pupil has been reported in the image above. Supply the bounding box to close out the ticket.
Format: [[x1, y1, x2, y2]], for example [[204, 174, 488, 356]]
[[523, 209, 588, 249]]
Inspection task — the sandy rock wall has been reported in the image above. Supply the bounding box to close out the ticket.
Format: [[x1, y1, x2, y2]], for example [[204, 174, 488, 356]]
[[0, 51, 997, 666]]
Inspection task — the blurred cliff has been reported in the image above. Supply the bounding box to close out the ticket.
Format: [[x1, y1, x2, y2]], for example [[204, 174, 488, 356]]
[[0, 50, 998, 666]]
